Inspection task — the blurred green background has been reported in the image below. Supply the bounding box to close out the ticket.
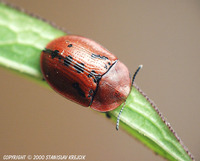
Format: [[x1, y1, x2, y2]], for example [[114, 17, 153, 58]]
[[0, 0, 199, 160]]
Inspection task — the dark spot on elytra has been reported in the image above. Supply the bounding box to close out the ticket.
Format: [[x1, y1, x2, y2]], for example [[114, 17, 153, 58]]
[[72, 83, 85, 98], [51, 50, 59, 59], [64, 55, 73, 67], [88, 70, 96, 78], [89, 89, 93, 94], [68, 44, 73, 47], [88, 89, 94, 97], [91, 53, 108, 60], [108, 62, 111, 65], [74, 62, 85, 73], [43, 48, 59, 59], [104, 64, 108, 69], [42, 48, 52, 54]]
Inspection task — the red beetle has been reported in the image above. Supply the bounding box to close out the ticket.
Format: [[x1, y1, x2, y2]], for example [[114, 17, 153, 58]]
[[40, 35, 142, 130]]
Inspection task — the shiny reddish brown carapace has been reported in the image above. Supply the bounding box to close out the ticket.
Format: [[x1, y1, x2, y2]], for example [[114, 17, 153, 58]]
[[40, 35, 131, 112]]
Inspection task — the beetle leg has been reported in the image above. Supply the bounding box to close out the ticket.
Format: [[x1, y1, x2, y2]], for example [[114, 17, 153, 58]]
[[105, 112, 111, 119]]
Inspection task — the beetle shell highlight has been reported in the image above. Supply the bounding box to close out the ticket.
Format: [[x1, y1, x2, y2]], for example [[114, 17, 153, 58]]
[[40, 35, 131, 112]]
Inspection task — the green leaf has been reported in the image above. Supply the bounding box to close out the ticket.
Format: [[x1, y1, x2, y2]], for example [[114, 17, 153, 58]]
[[109, 86, 193, 161], [0, 2, 65, 79], [0, 3, 194, 161]]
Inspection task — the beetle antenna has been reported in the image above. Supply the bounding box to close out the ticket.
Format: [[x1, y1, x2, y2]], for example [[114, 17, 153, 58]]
[[131, 64, 143, 85], [116, 65, 143, 131], [116, 102, 126, 130]]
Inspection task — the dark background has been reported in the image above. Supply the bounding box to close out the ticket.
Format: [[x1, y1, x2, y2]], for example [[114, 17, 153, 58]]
[[0, 0, 199, 160]]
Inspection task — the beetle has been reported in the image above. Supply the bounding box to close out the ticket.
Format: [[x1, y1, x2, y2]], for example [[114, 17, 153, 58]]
[[40, 35, 142, 130]]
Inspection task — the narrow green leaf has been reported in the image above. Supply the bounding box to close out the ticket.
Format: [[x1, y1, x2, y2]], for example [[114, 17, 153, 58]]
[[109, 85, 193, 161], [0, 2, 194, 161], [0, 2, 65, 79]]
